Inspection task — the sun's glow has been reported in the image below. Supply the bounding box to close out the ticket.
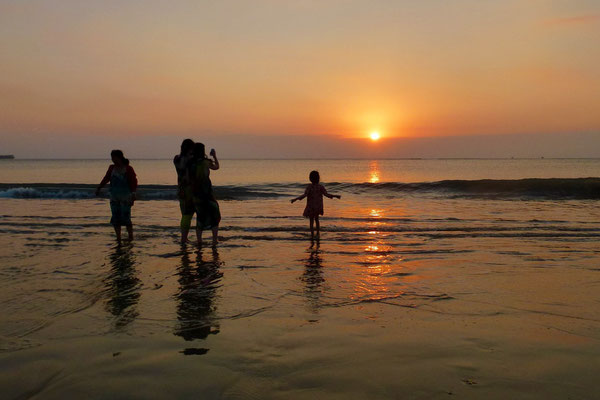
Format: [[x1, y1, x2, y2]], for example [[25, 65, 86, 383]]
[[370, 131, 381, 141]]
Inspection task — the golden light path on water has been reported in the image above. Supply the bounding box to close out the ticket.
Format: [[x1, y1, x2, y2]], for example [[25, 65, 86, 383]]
[[369, 160, 380, 183], [353, 159, 426, 303], [353, 206, 401, 301]]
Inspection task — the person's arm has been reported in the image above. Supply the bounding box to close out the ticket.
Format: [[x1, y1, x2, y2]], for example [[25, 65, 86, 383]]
[[209, 149, 219, 170], [322, 185, 341, 199], [126, 166, 138, 203], [95, 166, 113, 196], [291, 185, 309, 203]]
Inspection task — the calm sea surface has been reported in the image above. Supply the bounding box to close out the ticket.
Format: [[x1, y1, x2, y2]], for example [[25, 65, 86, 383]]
[[1, 158, 599, 184], [1, 159, 600, 399]]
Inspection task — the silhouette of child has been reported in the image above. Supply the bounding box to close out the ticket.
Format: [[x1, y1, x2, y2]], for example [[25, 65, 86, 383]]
[[291, 170, 340, 239]]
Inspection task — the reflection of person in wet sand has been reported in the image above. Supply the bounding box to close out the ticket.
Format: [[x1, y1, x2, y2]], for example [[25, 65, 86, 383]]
[[291, 170, 341, 239], [104, 244, 141, 330], [174, 248, 222, 350], [300, 239, 326, 314]]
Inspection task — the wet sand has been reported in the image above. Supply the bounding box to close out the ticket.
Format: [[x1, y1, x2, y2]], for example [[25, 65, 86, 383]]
[[1, 196, 600, 399]]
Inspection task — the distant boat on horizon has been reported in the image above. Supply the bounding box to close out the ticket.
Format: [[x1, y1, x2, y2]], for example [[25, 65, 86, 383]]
[[0, 155, 15, 159]]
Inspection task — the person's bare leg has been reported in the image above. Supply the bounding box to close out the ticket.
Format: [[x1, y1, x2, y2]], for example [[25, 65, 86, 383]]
[[126, 224, 133, 241], [113, 225, 122, 243], [309, 217, 315, 239], [315, 216, 320, 238], [180, 214, 192, 244], [196, 229, 203, 247], [211, 226, 218, 247]]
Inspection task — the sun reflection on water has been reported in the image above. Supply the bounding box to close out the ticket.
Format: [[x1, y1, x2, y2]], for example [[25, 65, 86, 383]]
[[369, 209, 383, 218], [369, 161, 380, 183], [365, 244, 380, 252], [351, 206, 419, 304], [353, 207, 395, 301]]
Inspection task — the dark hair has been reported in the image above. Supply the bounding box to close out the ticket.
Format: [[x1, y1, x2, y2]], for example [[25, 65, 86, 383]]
[[193, 142, 206, 160], [111, 149, 129, 166], [309, 170, 320, 184], [180, 139, 194, 156]]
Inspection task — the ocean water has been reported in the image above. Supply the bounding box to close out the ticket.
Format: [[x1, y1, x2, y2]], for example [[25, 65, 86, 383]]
[[1, 159, 600, 399]]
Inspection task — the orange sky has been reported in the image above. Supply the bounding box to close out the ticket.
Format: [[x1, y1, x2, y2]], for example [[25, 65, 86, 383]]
[[0, 1, 599, 150]]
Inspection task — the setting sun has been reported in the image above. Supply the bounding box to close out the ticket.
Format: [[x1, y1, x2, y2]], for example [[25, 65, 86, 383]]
[[370, 131, 381, 141]]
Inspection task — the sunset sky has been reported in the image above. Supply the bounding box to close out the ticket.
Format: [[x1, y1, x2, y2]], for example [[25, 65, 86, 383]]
[[1, 0, 599, 158]]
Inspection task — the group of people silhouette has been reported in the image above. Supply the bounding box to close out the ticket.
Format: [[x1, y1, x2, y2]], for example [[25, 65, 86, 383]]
[[96, 139, 341, 244]]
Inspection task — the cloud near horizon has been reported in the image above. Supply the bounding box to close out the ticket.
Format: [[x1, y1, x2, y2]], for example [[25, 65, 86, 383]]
[[545, 14, 600, 26]]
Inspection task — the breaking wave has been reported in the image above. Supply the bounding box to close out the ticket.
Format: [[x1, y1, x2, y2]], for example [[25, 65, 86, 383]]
[[0, 178, 599, 200]]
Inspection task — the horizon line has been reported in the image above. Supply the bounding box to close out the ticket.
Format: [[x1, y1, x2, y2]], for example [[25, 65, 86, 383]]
[[5, 157, 600, 161]]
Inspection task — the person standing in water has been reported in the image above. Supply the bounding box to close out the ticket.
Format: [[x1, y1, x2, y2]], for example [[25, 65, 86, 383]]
[[291, 170, 341, 239], [174, 139, 195, 244], [96, 150, 138, 243], [190, 143, 221, 247]]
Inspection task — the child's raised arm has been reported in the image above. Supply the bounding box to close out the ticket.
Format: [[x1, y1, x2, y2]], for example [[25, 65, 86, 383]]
[[322, 186, 341, 200], [291, 185, 309, 203]]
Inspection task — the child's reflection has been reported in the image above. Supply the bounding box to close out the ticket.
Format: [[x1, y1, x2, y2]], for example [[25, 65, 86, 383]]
[[300, 239, 325, 314], [104, 244, 141, 330], [174, 247, 222, 347]]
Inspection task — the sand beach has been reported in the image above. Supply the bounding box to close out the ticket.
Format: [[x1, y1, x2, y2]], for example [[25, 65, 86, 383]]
[[1, 159, 600, 399]]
